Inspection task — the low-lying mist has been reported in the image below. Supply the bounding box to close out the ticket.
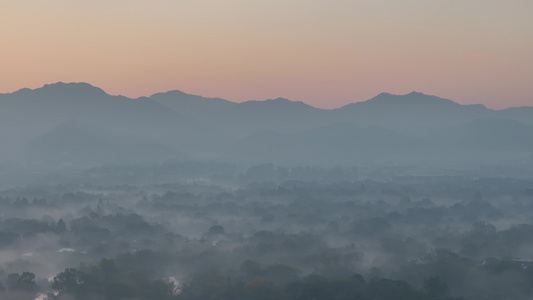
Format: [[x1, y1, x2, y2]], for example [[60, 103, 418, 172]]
[[0, 162, 533, 299]]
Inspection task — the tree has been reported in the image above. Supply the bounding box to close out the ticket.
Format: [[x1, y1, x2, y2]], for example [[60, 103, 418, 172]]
[[51, 268, 85, 295], [56, 218, 67, 234], [207, 225, 225, 236], [7, 272, 39, 292]]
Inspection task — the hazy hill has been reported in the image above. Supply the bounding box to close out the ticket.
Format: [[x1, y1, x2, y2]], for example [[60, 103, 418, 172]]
[[149, 93, 331, 141], [150, 90, 235, 115], [0, 82, 182, 159], [23, 121, 182, 166], [498, 107, 533, 126], [1, 82, 532, 166], [334, 92, 492, 135], [436, 118, 533, 150], [228, 98, 327, 136], [235, 123, 432, 165]]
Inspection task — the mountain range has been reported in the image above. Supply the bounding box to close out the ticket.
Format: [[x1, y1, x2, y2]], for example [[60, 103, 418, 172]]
[[1, 82, 532, 167]]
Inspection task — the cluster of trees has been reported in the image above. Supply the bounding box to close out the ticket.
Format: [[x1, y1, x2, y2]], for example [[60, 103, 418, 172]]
[[44, 255, 462, 300], [0, 272, 39, 292], [0, 172, 532, 299], [48, 257, 177, 300]]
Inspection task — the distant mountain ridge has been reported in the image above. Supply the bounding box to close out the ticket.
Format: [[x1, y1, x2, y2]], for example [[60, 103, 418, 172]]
[[3, 82, 528, 116], [1, 82, 532, 166], [9, 82, 108, 99], [1, 82, 519, 111]]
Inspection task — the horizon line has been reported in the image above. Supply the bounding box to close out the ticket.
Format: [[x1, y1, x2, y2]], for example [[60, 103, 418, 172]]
[[3, 81, 531, 111]]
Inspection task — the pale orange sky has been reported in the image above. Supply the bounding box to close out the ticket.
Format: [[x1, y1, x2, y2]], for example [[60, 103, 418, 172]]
[[1, 0, 532, 109]]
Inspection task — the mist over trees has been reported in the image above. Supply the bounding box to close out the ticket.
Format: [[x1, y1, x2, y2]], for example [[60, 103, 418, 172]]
[[0, 83, 532, 299]]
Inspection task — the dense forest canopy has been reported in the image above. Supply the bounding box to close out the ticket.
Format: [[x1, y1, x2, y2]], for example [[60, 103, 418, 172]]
[[0, 163, 532, 299]]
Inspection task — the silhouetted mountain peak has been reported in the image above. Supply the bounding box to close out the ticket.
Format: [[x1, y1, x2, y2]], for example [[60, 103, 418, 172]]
[[14, 82, 108, 98], [267, 97, 291, 102], [151, 90, 189, 98], [350, 91, 460, 109], [42, 82, 107, 95], [263, 97, 305, 106], [150, 90, 235, 114], [150, 89, 234, 104], [241, 97, 314, 110]]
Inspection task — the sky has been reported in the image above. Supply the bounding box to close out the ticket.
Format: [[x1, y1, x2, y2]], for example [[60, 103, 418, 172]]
[[0, 0, 532, 109]]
